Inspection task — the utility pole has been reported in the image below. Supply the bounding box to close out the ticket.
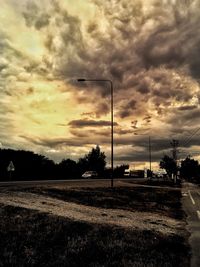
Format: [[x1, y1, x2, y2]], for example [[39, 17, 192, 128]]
[[170, 139, 179, 183]]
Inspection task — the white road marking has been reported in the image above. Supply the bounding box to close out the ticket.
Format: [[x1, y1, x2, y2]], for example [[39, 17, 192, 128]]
[[197, 192, 200, 197], [188, 190, 195, 205], [197, 211, 200, 220]]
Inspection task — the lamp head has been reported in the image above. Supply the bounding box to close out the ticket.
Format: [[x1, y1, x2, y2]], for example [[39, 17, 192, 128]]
[[77, 79, 86, 82]]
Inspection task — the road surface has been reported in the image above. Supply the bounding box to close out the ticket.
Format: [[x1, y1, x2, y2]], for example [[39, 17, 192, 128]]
[[0, 178, 148, 187], [182, 182, 200, 267]]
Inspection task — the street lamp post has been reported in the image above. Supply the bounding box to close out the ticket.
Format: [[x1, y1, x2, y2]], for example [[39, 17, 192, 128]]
[[77, 79, 114, 187]]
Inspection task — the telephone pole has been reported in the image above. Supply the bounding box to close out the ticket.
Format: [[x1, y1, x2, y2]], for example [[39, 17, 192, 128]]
[[170, 139, 179, 183]]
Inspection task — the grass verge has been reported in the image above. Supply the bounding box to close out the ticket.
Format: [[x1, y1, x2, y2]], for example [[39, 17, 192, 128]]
[[0, 185, 190, 266], [19, 186, 184, 219]]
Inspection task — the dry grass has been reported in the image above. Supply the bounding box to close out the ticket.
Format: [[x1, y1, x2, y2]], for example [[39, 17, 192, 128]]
[[0, 185, 190, 267], [18, 186, 184, 219]]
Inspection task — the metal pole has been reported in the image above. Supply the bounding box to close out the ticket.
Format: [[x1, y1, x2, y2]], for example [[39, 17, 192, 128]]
[[110, 81, 114, 188], [77, 79, 114, 187]]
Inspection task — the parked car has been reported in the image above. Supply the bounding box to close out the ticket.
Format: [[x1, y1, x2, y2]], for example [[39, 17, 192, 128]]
[[82, 171, 98, 178]]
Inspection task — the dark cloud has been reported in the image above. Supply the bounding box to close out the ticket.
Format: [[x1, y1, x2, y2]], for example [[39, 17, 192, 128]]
[[142, 114, 152, 125], [23, 61, 40, 73], [115, 128, 133, 135], [118, 99, 137, 118], [12, 0, 200, 107], [70, 128, 110, 138], [81, 112, 95, 118], [2, 0, 200, 164], [136, 79, 151, 94], [50, 0, 199, 118], [26, 87, 35, 95], [95, 102, 110, 117], [167, 107, 200, 127], [22, 2, 39, 27], [68, 119, 118, 128], [139, 3, 200, 80], [87, 22, 98, 34], [179, 135, 200, 148], [20, 135, 89, 148], [178, 105, 197, 111], [0, 58, 8, 71], [20, 0, 199, 124], [0, 33, 24, 60], [131, 120, 138, 129], [70, 125, 133, 138], [35, 14, 50, 30], [137, 25, 185, 69], [113, 138, 173, 163], [68, 130, 89, 138], [22, 1, 50, 30], [114, 152, 164, 164]]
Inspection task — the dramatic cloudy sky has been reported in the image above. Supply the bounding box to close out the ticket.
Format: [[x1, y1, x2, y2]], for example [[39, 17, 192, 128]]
[[1, 0, 200, 168]]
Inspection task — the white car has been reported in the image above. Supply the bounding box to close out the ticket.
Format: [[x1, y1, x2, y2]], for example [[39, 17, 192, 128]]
[[82, 171, 98, 178]]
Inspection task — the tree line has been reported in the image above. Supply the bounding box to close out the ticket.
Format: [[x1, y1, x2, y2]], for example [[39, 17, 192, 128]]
[[0, 146, 129, 181], [160, 155, 200, 183]]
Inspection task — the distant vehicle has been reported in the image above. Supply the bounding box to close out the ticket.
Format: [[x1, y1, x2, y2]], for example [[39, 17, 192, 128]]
[[152, 169, 167, 178], [124, 169, 131, 177], [124, 169, 144, 178], [82, 171, 98, 178]]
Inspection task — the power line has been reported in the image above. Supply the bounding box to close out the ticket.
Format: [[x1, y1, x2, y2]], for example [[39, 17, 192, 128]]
[[180, 127, 200, 147]]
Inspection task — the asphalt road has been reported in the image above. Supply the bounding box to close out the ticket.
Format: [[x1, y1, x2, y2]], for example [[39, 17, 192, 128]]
[[0, 177, 148, 188], [182, 182, 200, 267]]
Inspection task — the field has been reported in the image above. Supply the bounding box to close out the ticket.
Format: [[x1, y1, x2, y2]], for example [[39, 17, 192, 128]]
[[0, 185, 190, 266]]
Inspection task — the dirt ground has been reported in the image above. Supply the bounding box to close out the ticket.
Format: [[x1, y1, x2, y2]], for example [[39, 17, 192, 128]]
[[0, 190, 184, 235]]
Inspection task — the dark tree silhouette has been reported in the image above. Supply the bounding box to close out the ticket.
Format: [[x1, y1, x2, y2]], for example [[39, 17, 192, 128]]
[[113, 164, 129, 178], [58, 159, 78, 179], [77, 157, 89, 176], [77, 145, 106, 176], [0, 149, 56, 181], [160, 155, 177, 176], [180, 156, 199, 181], [86, 145, 106, 175], [0, 146, 108, 181]]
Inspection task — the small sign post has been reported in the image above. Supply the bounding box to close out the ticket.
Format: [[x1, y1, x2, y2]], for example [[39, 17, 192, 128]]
[[7, 161, 15, 180]]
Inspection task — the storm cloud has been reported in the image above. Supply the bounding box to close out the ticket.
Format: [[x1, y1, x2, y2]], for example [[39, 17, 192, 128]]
[[38, 0, 200, 123], [1, 0, 200, 166]]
